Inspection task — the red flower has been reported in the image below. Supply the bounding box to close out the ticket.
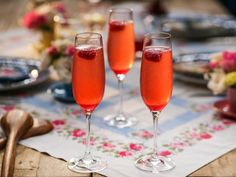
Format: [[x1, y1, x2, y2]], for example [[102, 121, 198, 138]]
[[200, 133, 212, 139], [52, 119, 65, 126], [66, 45, 76, 56], [212, 125, 224, 131], [223, 51, 236, 60], [1, 105, 15, 111], [103, 142, 116, 149], [23, 11, 47, 29], [54, 3, 66, 13], [129, 143, 143, 151], [118, 151, 132, 157], [220, 51, 236, 72], [159, 150, 172, 156], [46, 47, 58, 56], [72, 129, 86, 137]]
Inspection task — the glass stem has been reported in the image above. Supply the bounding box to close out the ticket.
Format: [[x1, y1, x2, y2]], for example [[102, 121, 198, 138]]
[[117, 74, 125, 115], [152, 111, 160, 156], [83, 112, 92, 162]]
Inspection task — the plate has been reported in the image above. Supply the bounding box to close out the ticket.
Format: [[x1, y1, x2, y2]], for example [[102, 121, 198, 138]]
[[0, 64, 29, 83], [50, 82, 75, 103], [174, 52, 212, 85], [213, 99, 236, 119], [0, 56, 49, 91], [161, 15, 236, 40]]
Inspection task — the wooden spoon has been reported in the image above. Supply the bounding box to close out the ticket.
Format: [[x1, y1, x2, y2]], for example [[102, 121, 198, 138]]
[[0, 118, 53, 149], [0, 109, 33, 177]]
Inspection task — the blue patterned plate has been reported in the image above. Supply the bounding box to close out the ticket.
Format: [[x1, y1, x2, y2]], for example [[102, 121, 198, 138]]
[[0, 56, 49, 91]]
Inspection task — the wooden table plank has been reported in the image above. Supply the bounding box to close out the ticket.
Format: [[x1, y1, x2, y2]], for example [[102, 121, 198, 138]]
[[190, 149, 236, 176], [0, 145, 91, 177], [0, 145, 236, 176]]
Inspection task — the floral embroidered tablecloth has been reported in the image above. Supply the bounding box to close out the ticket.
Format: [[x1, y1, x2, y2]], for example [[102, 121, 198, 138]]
[[0, 29, 236, 177]]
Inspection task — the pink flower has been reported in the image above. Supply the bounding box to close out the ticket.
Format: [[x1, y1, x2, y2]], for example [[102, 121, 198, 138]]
[[66, 45, 76, 56], [103, 142, 116, 150], [82, 137, 95, 145], [71, 109, 82, 116], [54, 3, 66, 13], [220, 51, 236, 72], [23, 11, 47, 29], [118, 151, 132, 157], [209, 61, 220, 69], [1, 105, 15, 111], [159, 150, 172, 156], [171, 142, 185, 148], [212, 125, 224, 131], [134, 130, 153, 139], [46, 47, 58, 57], [129, 143, 143, 151], [72, 129, 86, 137], [200, 133, 212, 139], [223, 51, 236, 60], [52, 119, 65, 126], [189, 132, 201, 139]]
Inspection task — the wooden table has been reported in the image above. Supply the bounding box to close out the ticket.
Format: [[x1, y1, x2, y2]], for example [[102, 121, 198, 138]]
[[0, 0, 235, 176]]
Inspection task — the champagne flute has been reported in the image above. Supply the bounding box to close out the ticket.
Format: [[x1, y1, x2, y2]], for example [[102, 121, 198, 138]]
[[135, 32, 175, 172], [104, 8, 137, 128], [67, 32, 107, 173]]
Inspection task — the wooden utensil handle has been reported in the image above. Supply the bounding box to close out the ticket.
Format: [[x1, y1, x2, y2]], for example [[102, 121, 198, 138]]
[[0, 138, 7, 150], [1, 133, 17, 177]]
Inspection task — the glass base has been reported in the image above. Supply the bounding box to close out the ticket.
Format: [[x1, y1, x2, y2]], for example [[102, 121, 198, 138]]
[[135, 154, 175, 173], [104, 113, 137, 128], [67, 156, 107, 173]]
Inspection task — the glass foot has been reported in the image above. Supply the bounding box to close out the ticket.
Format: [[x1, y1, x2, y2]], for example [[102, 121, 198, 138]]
[[67, 156, 107, 173], [104, 113, 137, 128], [135, 154, 175, 173]]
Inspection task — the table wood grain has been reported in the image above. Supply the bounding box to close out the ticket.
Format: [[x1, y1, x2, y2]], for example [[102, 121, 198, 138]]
[[0, 0, 235, 176]]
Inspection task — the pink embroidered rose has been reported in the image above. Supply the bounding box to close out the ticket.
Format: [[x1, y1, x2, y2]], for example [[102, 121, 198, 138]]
[[71, 109, 82, 116], [82, 137, 95, 145], [1, 105, 15, 111], [159, 150, 172, 156], [129, 143, 143, 151], [189, 132, 201, 139], [171, 142, 186, 148], [134, 130, 153, 139], [103, 142, 116, 150], [23, 11, 48, 29], [52, 119, 65, 126], [118, 151, 132, 157], [212, 125, 224, 131], [72, 129, 86, 137], [200, 133, 212, 139]]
